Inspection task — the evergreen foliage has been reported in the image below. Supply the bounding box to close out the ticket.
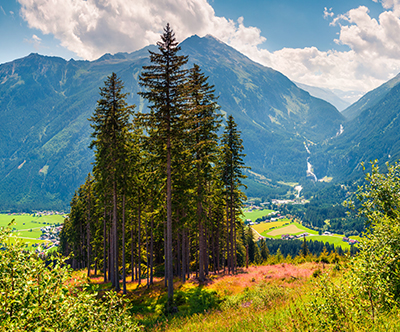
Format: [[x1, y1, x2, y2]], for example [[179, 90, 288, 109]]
[[221, 115, 248, 273], [60, 24, 250, 308]]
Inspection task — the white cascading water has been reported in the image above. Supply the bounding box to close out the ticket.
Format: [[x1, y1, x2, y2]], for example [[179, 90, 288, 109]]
[[304, 142, 317, 181]]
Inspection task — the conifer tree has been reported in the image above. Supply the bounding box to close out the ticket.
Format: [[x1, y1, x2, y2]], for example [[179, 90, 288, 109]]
[[301, 234, 309, 257], [260, 239, 270, 261], [139, 23, 188, 302], [89, 72, 134, 291], [221, 115, 248, 273], [187, 64, 221, 281]]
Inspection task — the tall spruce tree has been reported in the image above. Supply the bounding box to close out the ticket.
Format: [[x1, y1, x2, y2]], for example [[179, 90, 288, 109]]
[[89, 72, 134, 291], [139, 23, 188, 302], [187, 64, 221, 281], [221, 115, 248, 273]]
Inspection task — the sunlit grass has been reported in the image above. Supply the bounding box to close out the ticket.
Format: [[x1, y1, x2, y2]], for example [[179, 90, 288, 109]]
[[260, 221, 318, 238], [151, 263, 324, 332], [242, 208, 275, 222], [0, 213, 64, 248], [251, 220, 291, 234]]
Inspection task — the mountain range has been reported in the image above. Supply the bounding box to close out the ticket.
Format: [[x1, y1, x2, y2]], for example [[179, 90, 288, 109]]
[[312, 71, 400, 181], [294, 82, 350, 112], [0, 34, 398, 210]]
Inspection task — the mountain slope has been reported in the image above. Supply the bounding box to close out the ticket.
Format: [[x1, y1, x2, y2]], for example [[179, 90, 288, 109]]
[[313, 79, 400, 180], [0, 35, 344, 210], [342, 72, 400, 120], [181, 35, 344, 182], [294, 82, 350, 112]]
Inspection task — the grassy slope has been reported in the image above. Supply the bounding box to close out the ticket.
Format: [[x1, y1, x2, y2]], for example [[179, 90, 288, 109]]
[[0, 214, 64, 229], [251, 219, 291, 234], [147, 263, 400, 332], [255, 221, 354, 249], [93, 262, 321, 331], [260, 221, 318, 238], [310, 235, 351, 249], [242, 209, 275, 222]]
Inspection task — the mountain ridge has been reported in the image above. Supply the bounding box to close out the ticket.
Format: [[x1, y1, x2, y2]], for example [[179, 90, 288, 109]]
[[0, 34, 345, 210]]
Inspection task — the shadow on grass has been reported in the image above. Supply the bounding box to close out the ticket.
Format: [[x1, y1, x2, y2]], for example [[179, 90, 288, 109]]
[[131, 285, 221, 330]]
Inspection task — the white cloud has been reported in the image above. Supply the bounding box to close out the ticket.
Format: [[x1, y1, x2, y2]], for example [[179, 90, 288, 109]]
[[15, 0, 400, 96], [256, 3, 400, 94], [0, 6, 6, 15], [378, 0, 400, 15], [17, 0, 265, 61], [32, 34, 41, 42], [24, 34, 43, 50], [323, 7, 334, 19]]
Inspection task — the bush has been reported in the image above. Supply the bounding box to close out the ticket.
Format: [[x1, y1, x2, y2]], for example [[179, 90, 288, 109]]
[[0, 224, 139, 331], [303, 162, 400, 330]]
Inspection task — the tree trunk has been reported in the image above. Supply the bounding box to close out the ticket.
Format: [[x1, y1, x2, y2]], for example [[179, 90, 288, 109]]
[[131, 218, 134, 282], [87, 179, 91, 277], [164, 213, 167, 288], [166, 131, 174, 302], [103, 206, 107, 282], [122, 194, 127, 294], [146, 215, 150, 288], [113, 180, 120, 291], [138, 199, 142, 285], [108, 223, 112, 283], [181, 229, 186, 283], [150, 207, 154, 285]]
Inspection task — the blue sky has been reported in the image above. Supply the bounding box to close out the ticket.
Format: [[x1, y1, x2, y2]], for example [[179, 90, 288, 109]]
[[211, 0, 383, 52], [1, 0, 399, 99]]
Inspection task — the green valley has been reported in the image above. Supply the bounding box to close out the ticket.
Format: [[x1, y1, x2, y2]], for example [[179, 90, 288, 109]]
[[0, 213, 64, 250]]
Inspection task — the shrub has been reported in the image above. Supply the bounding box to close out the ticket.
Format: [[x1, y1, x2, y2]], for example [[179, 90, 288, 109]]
[[0, 224, 139, 331], [303, 162, 400, 330]]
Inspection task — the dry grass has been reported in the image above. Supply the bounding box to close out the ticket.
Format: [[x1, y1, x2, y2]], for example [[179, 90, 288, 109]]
[[267, 224, 305, 236], [206, 263, 319, 295], [84, 263, 324, 331], [154, 263, 323, 332], [251, 220, 290, 234]]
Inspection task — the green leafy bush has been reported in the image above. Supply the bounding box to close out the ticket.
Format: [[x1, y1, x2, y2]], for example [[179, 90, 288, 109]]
[[303, 162, 400, 330], [0, 224, 139, 331]]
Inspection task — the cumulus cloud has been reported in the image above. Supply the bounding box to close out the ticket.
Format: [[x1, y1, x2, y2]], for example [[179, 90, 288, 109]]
[[262, 3, 400, 94], [378, 0, 400, 15], [15, 0, 400, 96], [17, 0, 265, 61]]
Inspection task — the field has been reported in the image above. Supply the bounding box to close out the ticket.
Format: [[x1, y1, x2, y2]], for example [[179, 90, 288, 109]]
[[242, 208, 275, 222], [251, 219, 291, 234], [267, 224, 306, 236], [0, 213, 65, 249], [308, 235, 351, 249], [254, 221, 354, 249], [260, 221, 318, 238]]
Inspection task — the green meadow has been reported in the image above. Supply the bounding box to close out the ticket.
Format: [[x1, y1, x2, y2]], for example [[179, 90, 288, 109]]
[[255, 220, 355, 249], [0, 213, 65, 249], [242, 208, 275, 222], [309, 235, 352, 249]]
